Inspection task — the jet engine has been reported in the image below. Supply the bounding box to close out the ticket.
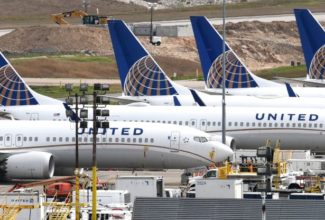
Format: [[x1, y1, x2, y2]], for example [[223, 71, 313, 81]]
[[0, 152, 55, 180], [211, 135, 236, 149]]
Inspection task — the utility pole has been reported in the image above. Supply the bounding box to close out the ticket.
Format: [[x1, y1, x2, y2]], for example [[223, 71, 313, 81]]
[[221, 0, 226, 144], [74, 93, 80, 220], [92, 91, 97, 220]]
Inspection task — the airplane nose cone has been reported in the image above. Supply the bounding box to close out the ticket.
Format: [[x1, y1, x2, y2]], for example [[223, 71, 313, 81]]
[[212, 142, 234, 162]]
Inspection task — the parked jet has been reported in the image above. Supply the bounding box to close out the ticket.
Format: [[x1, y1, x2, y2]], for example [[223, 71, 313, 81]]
[[190, 16, 325, 97], [0, 120, 231, 180], [1, 46, 325, 151]]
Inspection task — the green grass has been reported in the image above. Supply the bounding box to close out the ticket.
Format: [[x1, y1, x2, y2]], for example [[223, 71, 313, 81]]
[[31, 85, 122, 99], [55, 55, 115, 63], [256, 65, 307, 80], [10, 54, 115, 63]]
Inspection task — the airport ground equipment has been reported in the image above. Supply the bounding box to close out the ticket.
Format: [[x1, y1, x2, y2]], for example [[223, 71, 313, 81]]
[[195, 179, 243, 199], [51, 10, 108, 25], [0, 191, 42, 220], [116, 176, 164, 204]]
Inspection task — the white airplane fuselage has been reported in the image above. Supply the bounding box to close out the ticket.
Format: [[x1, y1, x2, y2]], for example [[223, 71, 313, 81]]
[[206, 86, 325, 98], [0, 121, 231, 171], [3, 104, 325, 151]]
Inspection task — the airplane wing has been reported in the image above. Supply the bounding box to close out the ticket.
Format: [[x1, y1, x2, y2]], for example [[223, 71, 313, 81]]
[[106, 95, 148, 104], [273, 77, 325, 87]]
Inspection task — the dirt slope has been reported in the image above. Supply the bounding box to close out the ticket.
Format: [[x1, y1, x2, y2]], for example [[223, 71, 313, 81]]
[[0, 21, 305, 70]]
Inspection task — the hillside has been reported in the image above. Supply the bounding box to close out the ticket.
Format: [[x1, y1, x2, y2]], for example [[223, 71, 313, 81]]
[[0, 20, 308, 79]]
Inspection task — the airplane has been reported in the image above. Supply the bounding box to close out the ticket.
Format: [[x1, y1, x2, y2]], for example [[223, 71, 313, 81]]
[[0, 51, 324, 151], [289, 8, 325, 86], [190, 15, 325, 97], [107, 19, 325, 108], [0, 120, 232, 180]]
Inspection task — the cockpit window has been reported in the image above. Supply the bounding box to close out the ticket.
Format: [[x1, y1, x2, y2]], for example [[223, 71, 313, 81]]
[[193, 136, 208, 143]]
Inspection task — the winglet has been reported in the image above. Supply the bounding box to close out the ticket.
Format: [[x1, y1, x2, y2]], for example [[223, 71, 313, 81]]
[[285, 82, 298, 97], [190, 89, 206, 106], [173, 96, 181, 106], [63, 103, 80, 122], [294, 9, 325, 79], [108, 20, 178, 96]]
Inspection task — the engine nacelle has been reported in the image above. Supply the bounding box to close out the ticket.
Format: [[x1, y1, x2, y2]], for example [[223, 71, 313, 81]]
[[3, 152, 55, 179], [210, 135, 236, 149]]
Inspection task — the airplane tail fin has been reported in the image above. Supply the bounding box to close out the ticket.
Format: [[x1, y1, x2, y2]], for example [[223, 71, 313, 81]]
[[108, 20, 178, 96], [0, 52, 61, 106], [294, 9, 325, 79], [190, 16, 259, 88], [190, 16, 278, 88]]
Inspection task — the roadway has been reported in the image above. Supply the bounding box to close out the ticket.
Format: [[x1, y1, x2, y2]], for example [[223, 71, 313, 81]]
[[134, 12, 325, 26], [24, 78, 206, 90]]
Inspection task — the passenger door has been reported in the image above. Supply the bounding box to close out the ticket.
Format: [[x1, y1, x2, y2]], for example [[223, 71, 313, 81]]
[[170, 131, 180, 152], [4, 134, 12, 147]]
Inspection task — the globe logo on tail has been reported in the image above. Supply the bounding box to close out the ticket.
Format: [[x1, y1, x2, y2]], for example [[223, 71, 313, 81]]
[[0, 64, 38, 106], [124, 56, 178, 96], [309, 45, 325, 79], [207, 51, 258, 88]]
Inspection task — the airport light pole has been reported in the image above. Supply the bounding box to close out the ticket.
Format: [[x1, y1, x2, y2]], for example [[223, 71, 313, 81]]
[[65, 83, 88, 220], [221, 0, 226, 144], [65, 83, 109, 220], [90, 83, 110, 220], [148, 3, 157, 44]]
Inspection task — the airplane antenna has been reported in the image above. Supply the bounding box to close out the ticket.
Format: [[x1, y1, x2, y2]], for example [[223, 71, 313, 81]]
[[221, 0, 226, 145]]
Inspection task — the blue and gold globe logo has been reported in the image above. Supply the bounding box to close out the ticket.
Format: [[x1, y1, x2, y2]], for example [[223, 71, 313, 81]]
[[124, 56, 178, 96], [207, 51, 258, 88], [0, 64, 38, 106], [309, 45, 325, 79]]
